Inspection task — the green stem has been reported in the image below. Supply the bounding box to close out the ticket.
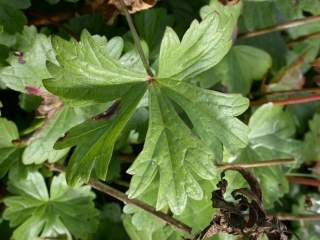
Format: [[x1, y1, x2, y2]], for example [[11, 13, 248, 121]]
[[217, 159, 296, 170], [119, 0, 154, 77]]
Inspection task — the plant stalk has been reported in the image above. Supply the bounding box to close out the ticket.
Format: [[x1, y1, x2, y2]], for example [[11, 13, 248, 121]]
[[238, 15, 320, 39], [44, 162, 193, 236], [217, 159, 296, 170], [119, 0, 154, 77]]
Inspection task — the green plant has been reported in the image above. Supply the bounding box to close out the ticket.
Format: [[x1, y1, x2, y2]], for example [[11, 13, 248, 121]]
[[0, 0, 320, 239]]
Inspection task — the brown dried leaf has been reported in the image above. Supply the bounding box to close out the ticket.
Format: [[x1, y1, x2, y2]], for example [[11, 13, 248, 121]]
[[25, 86, 63, 119], [88, 0, 156, 24], [267, 55, 305, 92], [193, 168, 288, 240]]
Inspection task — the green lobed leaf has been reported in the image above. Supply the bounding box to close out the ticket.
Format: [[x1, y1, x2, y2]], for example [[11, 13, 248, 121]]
[[157, 0, 242, 80], [44, 30, 147, 105], [209, 45, 272, 94], [0, 26, 57, 92], [127, 85, 217, 214], [125, 2, 249, 214], [44, 9, 248, 215], [225, 104, 303, 207], [23, 104, 108, 165], [157, 78, 249, 157], [54, 84, 146, 184], [127, 79, 249, 214], [4, 171, 99, 240]]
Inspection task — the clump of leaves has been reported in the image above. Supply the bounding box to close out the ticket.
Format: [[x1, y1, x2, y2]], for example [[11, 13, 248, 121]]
[[3, 170, 99, 240]]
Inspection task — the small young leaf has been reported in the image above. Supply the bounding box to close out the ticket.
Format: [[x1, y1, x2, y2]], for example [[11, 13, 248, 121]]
[[3, 171, 99, 240], [210, 45, 272, 95]]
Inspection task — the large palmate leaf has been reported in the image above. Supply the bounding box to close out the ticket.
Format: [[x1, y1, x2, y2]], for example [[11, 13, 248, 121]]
[[44, 1, 248, 214], [0, 117, 20, 178], [126, 1, 248, 215], [225, 104, 303, 207], [3, 171, 99, 240], [209, 45, 272, 95]]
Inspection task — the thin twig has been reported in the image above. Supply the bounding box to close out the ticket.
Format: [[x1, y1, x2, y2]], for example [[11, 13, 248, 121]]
[[90, 180, 192, 234], [251, 94, 320, 106], [286, 176, 320, 187], [44, 162, 192, 236], [273, 214, 320, 221], [28, 11, 79, 40], [288, 31, 320, 47], [264, 88, 320, 96], [28, 10, 76, 26], [217, 159, 296, 170], [238, 15, 320, 39], [119, 0, 154, 77]]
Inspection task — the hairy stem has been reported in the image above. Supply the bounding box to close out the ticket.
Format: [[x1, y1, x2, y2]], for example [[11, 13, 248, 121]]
[[119, 0, 154, 77], [217, 159, 296, 170], [238, 15, 320, 39], [44, 162, 193, 236]]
